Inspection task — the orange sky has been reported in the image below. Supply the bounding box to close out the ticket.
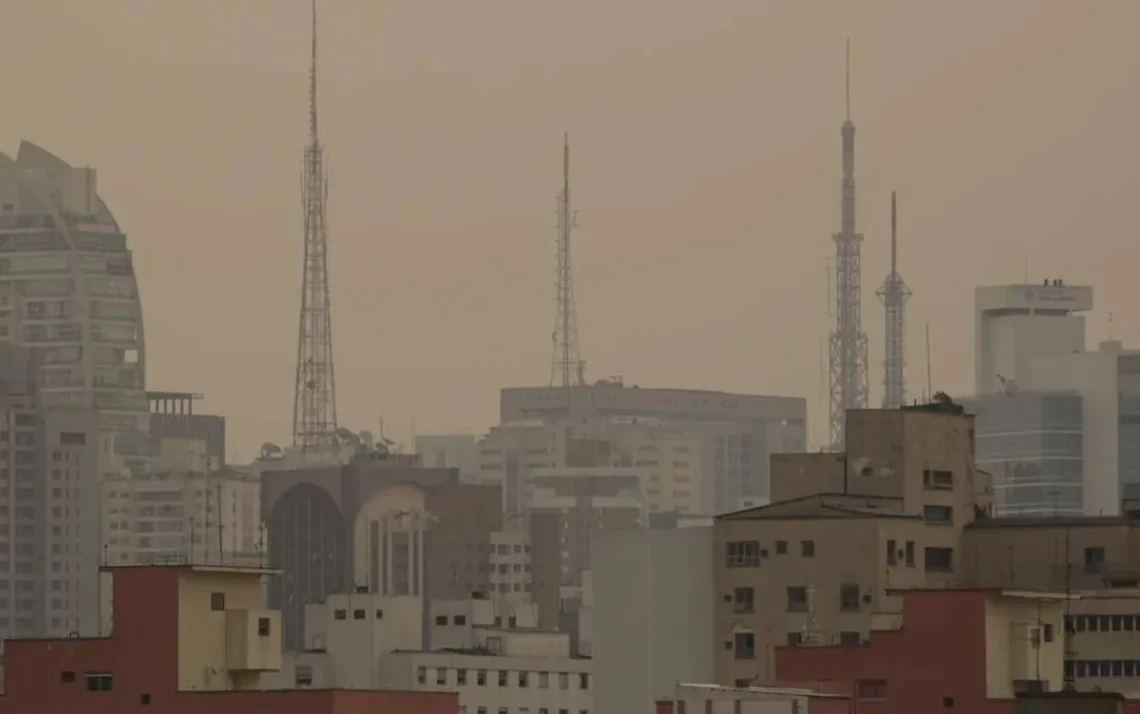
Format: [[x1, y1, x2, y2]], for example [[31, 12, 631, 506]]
[[2, 0, 1137, 458]]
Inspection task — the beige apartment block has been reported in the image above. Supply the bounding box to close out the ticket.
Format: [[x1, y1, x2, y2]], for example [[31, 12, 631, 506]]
[[714, 403, 992, 685]]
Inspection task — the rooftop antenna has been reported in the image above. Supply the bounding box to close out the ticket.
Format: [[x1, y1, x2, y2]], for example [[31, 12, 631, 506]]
[[828, 38, 869, 448], [877, 191, 911, 408], [292, 0, 339, 453], [925, 321, 932, 402], [549, 132, 585, 389]]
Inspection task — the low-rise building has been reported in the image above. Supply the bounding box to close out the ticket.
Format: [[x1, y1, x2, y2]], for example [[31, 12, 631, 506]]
[[0, 564, 454, 713], [430, 596, 539, 650], [656, 683, 850, 714], [376, 627, 593, 714]]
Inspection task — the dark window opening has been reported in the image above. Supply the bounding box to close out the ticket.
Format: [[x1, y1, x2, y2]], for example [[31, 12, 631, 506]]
[[923, 505, 953, 524], [60, 670, 75, 684], [85, 673, 113, 692], [786, 586, 808, 613], [733, 632, 756, 659], [857, 679, 886, 699], [801, 540, 815, 557], [726, 540, 761, 568], [886, 539, 897, 566], [1084, 547, 1107, 573], [775, 540, 788, 555], [210, 591, 225, 611], [435, 615, 448, 626], [924, 547, 954, 572], [734, 587, 755, 613], [353, 609, 366, 620], [840, 583, 861, 612], [839, 631, 862, 647], [257, 617, 271, 636], [141, 693, 152, 705], [333, 609, 346, 620]]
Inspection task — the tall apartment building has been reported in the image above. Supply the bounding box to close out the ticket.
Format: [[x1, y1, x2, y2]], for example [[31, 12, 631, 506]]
[[0, 141, 151, 477], [500, 382, 805, 512], [714, 402, 992, 685], [0, 344, 103, 638], [103, 465, 262, 567], [261, 456, 502, 650], [148, 391, 226, 468]]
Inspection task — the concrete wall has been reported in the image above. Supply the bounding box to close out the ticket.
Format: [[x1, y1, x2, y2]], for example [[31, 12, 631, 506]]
[[593, 527, 714, 714]]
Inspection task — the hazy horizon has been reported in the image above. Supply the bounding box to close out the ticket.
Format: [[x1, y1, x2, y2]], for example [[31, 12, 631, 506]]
[[4, 0, 1138, 459]]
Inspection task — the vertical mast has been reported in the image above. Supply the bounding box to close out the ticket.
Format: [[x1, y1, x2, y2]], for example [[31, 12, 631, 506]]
[[292, 0, 338, 452], [550, 133, 585, 389], [878, 191, 911, 409], [828, 39, 869, 448]]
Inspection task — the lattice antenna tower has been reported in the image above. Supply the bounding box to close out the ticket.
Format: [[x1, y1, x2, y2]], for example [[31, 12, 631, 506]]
[[292, 0, 339, 451], [877, 191, 911, 408], [549, 133, 585, 388], [828, 39, 870, 449]]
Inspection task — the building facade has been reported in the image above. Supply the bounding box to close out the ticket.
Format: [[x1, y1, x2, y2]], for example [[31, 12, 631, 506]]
[[0, 141, 150, 477], [261, 457, 501, 650]]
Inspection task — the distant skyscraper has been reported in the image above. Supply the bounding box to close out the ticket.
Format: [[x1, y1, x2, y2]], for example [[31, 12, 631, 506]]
[[0, 141, 150, 476], [828, 41, 869, 449], [292, 0, 339, 452]]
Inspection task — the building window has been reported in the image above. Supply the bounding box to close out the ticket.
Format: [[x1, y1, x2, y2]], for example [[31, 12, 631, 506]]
[[333, 609, 347, 620], [353, 609, 366, 620], [376, 609, 384, 619], [734, 587, 755, 613], [519, 671, 529, 688], [437, 669, 447, 686], [786, 631, 802, 646], [210, 591, 225, 611], [417, 667, 426, 684], [923, 469, 953, 490], [839, 631, 862, 647], [801, 540, 815, 557], [435, 615, 448, 626], [457, 669, 467, 685], [775, 540, 787, 555], [477, 670, 487, 686], [60, 670, 75, 684], [905, 541, 916, 567], [726, 541, 761, 568], [579, 673, 589, 690], [924, 547, 954, 572], [886, 539, 897, 566], [839, 584, 861, 612], [1043, 624, 1054, 643], [85, 673, 113, 692], [455, 615, 467, 625], [257, 617, 270, 636], [498, 670, 508, 687], [786, 586, 808, 612], [923, 505, 953, 524], [857, 679, 886, 699], [295, 665, 313, 687], [733, 632, 756, 659], [1084, 547, 1106, 573], [538, 671, 549, 688], [559, 672, 569, 689]]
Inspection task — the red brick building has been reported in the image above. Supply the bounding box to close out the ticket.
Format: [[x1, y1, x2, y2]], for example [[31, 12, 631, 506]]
[[770, 588, 1140, 714], [0, 565, 456, 714]]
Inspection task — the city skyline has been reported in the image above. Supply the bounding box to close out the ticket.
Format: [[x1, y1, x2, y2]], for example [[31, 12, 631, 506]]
[[0, 0, 1136, 458]]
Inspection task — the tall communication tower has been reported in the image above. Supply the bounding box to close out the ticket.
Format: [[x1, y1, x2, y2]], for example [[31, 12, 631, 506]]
[[292, 0, 338, 452], [549, 133, 585, 389], [877, 192, 911, 409], [828, 40, 869, 450]]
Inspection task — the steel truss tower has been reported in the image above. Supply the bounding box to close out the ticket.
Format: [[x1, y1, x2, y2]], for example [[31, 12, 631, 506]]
[[877, 192, 911, 409], [292, 0, 338, 451], [828, 40, 869, 450], [549, 134, 586, 388]]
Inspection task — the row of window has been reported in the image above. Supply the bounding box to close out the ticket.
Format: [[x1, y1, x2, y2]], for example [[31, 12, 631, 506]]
[[417, 667, 590, 691], [1066, 614, 1140, 633], [1066, 660, 1140, 678], [729, 630, 865, 658]]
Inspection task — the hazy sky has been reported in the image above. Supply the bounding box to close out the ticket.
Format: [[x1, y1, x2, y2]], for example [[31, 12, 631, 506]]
[[3, 0, 1138, 458]]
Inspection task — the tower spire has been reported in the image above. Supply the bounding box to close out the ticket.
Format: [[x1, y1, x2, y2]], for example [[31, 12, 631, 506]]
[[292, 0, 338, 453], [877, 190, 911, 409], [550, 133, 585, 389], [828, 38, 869, 449]]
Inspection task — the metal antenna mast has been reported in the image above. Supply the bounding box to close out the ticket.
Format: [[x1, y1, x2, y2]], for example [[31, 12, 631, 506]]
[[292, 0, 338, 452], [877, 191, 911, 408], [828, 39, 869, 448], [549, 133, 585, 388]]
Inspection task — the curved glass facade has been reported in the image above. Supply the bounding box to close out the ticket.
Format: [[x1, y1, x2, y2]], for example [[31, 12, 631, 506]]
[[0, 141, 149, 474]]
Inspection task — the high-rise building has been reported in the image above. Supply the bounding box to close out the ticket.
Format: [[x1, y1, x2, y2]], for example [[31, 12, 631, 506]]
[[0, 142, 150, 477], [148, 391, 226, 468], [498, 382, 805, 512]]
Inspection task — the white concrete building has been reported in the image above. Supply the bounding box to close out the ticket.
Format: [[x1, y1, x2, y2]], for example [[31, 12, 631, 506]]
[[375, 628, 593, 714], [974, 281, 1093, 397], [104, 464, 262, 566], [430, 596, 539, 650], [665, 684, 849, 714], [591, 527, 714, 714]]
